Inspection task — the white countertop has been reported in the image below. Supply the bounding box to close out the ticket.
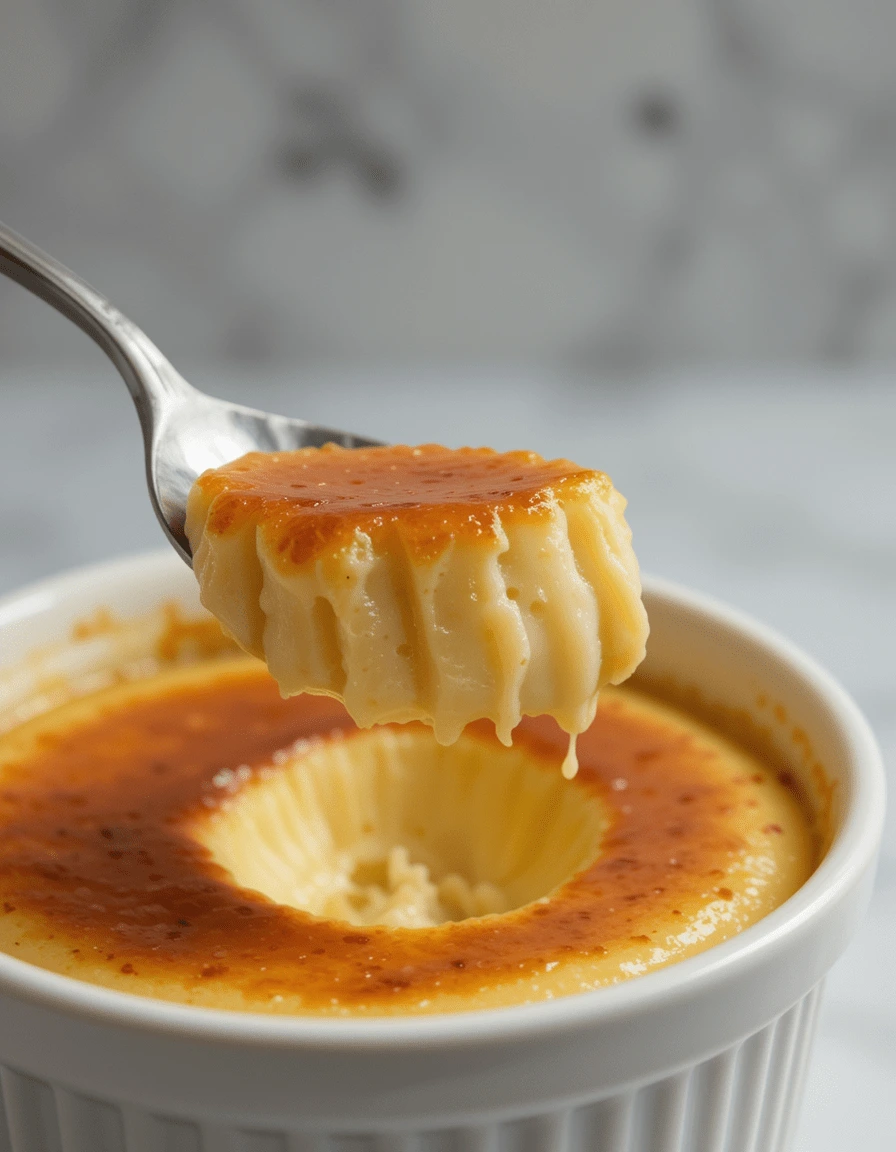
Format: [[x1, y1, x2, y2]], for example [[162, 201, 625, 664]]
[[2, 367, 894, 1147]]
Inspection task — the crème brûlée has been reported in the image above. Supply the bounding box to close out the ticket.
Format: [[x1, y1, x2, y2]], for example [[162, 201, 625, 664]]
[[0, 657, 816, 1016], [185, 444, 649, 775]]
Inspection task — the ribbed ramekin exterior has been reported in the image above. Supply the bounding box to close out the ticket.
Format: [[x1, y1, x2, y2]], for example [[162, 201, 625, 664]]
[[0, 984, 821, 1152]]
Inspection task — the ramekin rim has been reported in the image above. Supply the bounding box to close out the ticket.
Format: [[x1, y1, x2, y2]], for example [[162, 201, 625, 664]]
[[0, 553, 884, 1050]]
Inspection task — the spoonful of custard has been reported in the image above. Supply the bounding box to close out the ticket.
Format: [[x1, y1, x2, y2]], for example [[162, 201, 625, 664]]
[[186, 444, 648, 775], [0, 223, 648, 772]]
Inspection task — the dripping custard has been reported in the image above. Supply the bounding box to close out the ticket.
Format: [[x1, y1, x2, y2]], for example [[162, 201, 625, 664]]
[[185, 444, 649, 778]]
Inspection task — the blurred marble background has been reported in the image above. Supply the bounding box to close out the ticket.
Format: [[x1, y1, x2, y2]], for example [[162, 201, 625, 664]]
[[6, 0, 896, 370]]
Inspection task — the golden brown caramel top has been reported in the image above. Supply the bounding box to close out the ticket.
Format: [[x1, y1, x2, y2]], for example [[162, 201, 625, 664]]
[[193, 444, 607, 565], [0, 664, 806, 1012]]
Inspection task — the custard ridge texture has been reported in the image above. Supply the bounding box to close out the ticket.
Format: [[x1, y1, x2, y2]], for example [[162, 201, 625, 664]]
[[185, 444, 649, 757]]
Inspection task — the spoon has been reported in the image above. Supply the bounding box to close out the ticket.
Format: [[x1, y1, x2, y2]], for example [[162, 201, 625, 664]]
[[0, 223, 380, 565]]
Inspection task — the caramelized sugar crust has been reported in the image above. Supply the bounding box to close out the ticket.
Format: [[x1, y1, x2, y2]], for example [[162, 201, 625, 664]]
[[0, 663, 813, 1014], [192, 444, 606, 566]]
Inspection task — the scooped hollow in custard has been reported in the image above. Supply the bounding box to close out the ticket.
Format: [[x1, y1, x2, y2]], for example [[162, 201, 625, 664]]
[[0, 661, 815, 1015], [185, 444, 648, 774]]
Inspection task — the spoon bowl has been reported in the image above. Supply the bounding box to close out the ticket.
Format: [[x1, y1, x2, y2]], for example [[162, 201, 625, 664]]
[[0, 223, 380, 564]]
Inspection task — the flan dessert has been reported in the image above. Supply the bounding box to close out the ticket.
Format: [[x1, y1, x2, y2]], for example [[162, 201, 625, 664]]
[[0, 654, 816, 1015], [185, 444, 649, 776], [0, 446, 818, 1015]]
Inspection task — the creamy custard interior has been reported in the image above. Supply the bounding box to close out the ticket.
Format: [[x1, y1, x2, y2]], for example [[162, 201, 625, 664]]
[[0, 659, 815, 1016], [185, 444, 649, 776]]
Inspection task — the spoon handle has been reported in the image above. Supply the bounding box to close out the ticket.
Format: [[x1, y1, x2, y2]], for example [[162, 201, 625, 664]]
[[0, 221, 193, 425]]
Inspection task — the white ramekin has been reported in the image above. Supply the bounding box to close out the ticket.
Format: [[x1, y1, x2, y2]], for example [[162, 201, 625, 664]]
[[0, 552, 884, 1152]]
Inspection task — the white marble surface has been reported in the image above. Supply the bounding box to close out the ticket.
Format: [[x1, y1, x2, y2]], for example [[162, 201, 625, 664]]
[[1, 368, 894, 1148]]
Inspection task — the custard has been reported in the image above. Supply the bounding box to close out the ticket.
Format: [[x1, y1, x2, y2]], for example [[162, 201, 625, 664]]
[[0, 659, 814, 1015], [185, 444, 648, 774]]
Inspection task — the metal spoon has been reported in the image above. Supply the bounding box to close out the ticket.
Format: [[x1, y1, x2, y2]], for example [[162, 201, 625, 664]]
[[0, 223, 379, 565]]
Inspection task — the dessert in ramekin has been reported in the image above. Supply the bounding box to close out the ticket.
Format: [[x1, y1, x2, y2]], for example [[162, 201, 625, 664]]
[[0, 552, 883, 1151]]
